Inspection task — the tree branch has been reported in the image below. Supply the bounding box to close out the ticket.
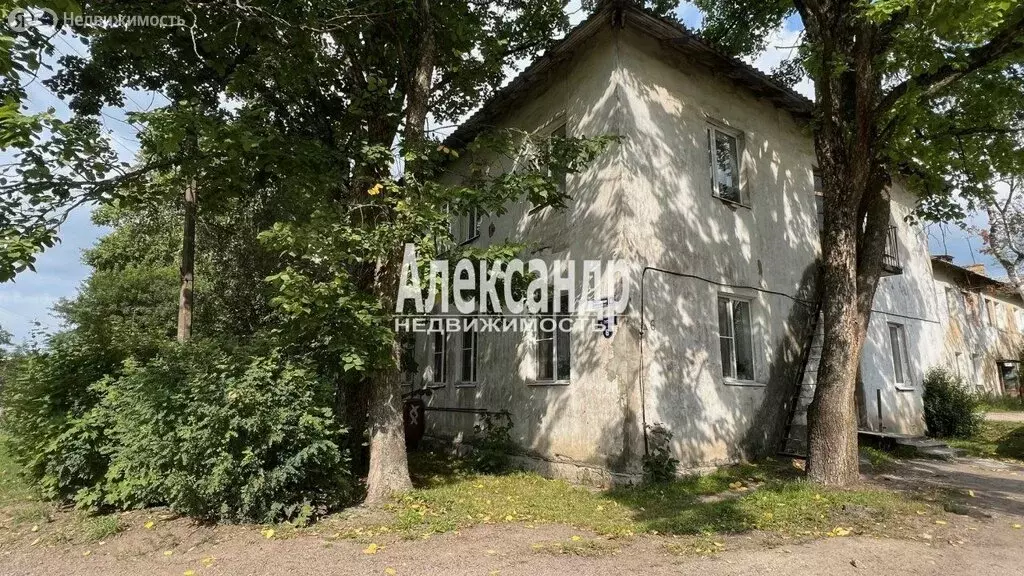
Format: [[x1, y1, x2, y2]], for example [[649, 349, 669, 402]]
[[877, 3, 1024, 114]]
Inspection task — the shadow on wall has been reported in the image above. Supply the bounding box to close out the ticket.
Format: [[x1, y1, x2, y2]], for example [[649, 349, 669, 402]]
[[613, 27, 823, 470]]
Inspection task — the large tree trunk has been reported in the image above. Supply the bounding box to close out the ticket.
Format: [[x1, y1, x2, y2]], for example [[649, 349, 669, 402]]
[[363, 0, 435, 504], [364, 335, 413, 504], [177, 179, 197, 342]]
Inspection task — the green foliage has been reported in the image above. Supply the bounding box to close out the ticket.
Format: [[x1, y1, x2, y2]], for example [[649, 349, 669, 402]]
[[922, 368, 984, 439], [86, 341, 350, 522], [469, 413, 517, 474], [642, 423, 680, 483], [1, 339, 351, 523]]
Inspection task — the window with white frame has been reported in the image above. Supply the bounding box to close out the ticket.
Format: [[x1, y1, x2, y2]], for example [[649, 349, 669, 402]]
[[537, 293, 571, 382], [460, 328, 478, 384], [887, 323, 911, 385], [813, 169, 824, 231], [707, 124, 743, 203], [718, 295, 754, 381], [463, 206, 480, 243], [432, 331, 448, 384], [548, 123, 567, 195]]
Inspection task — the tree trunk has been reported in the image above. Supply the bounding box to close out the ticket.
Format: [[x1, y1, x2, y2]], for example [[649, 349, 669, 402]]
[[364, 336, 413, 504], [177, 179, 197, 342], [363, 0, 435, 504]]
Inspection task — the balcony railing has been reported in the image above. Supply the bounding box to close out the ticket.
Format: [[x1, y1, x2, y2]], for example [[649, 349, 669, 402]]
[[882, 225, 902, 275]]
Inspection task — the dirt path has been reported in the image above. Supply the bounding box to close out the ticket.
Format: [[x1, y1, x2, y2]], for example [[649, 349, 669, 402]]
[[3, 457, 1024, 576], [986, 411, 1024, 423], [3, 517, 1023, 576]]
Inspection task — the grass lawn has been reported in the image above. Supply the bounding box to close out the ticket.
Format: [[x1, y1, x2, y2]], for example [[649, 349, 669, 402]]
[[947, 421, 1024, 461], [2, 439, 948, 550], [976, 395, 1024, 413], [322, 452, 943, 543]]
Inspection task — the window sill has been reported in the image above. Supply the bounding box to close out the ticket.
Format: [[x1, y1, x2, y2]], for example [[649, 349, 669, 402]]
[[528, 380, 570, 387], [459, 234, 480, 246], [722, 378, 765, 388], [894, 385, 916, 392], [455, 382, 478, 388], [713, 194, 750, 210]]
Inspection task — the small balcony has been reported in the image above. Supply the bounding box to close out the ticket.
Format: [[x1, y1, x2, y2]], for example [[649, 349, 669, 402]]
[[881, 225, 902, 276]]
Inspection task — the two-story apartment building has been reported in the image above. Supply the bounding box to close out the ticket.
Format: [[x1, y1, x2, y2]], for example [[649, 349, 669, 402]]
[[932, 256, 1024, 396], [411, 2, 943, 483]]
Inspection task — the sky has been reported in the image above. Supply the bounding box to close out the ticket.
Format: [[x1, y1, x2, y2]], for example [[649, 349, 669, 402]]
[[0, 2, 1000, 344]]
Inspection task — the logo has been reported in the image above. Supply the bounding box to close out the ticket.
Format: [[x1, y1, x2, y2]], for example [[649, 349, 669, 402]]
[[6, 7, 57, 32], [394, 244, 631, 337]]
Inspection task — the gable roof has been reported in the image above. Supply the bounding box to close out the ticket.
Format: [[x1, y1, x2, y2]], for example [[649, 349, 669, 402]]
[[931, 256, 1022, 302], [444, 1, 813, 149]]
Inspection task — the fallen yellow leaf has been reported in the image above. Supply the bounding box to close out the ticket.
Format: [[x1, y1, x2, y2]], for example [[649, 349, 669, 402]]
[[570, 535, 582, 541], [364, 543, 379, 555], [385, 568, 397, 576], [935, 520, 947, 525], [1013, 524, 1022, 529], [30, 525, 38, 533], [262, 528, 275, 539], [164, 551, 173, 556], [368, 183, 383, 196], [184, 571, 195, 576], [83, 550, 91, 557], [201, 556, 215, 567], [144, 521, 155, 530]]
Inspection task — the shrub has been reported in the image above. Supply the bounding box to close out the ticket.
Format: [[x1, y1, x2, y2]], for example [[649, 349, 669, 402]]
[[0, 332, 113, 501], [923, 368, 983, 439], [470, 412, 517, 473], [2, 337, 352, 523], [87, 341, 351, 522], [642, 423, 679, 483]]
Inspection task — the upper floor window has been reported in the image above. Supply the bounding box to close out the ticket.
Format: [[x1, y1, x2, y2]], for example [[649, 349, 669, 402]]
[[718, 295, 754, 381], [463, 206, 480, 243], [813, 170, 824, 231], [888, 323, 911, 386], [707, 123, 743, 204], [549, 123, 567, 195]]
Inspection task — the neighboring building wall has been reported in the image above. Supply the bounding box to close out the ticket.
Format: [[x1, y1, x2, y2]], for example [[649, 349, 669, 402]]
[[932, 261, 1024, 396]]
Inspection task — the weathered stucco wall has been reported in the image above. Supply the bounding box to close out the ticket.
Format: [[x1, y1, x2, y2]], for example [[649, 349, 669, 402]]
[[413, 26, 640, 484], [415, 19, 940, 479], [932, 264, 1024, 396]]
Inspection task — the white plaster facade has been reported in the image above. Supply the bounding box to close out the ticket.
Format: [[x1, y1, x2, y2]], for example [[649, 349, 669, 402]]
[[412, 4, 949, 481]]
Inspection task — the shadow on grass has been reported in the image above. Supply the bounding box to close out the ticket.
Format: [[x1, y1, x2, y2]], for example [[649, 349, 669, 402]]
[[387, 452, 930, 539]]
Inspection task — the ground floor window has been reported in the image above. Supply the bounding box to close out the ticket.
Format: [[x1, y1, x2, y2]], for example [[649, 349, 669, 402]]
[[460, 328, 478, 384], [432, 331, 447, 384], [718, 295, 753, 381], [887, 323, 910, 385], [537, 294, 571, 381]]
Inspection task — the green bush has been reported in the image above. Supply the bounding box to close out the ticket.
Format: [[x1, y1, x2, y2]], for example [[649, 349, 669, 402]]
[[0, 333, 112, 501], [923, 368, 983, 439], [470, 412, 517, 474], [2, 339, 352, 523], [642, 423, 679, 483]]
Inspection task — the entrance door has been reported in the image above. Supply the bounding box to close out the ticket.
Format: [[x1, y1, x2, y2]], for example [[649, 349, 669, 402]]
[[998, 361, 1021, 397]]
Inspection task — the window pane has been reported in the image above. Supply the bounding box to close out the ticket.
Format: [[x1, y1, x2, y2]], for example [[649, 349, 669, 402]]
[[888, 325, 904, 384], [461, 329, 475, 382], [717, 298, 732, 338], [556, 320, 571, 380], [433, 332, 446, 382], [732, 300, 754, 380], [537, 336, 554, 380], [720, 335, 735, 379], [714, 131, 739, 201]]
